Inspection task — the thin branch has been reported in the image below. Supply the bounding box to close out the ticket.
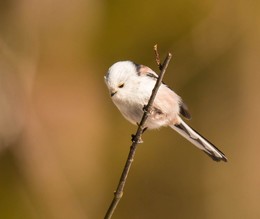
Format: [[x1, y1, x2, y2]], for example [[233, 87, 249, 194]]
[[104, 47, 172, 219]]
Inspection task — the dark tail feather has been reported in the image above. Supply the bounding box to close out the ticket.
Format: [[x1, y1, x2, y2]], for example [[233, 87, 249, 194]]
[[170, 119, 227, 162]]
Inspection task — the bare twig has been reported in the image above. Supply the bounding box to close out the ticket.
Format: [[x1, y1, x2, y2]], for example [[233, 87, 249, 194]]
[[104, 46, 172, 219], [154, 44, 163, 70]]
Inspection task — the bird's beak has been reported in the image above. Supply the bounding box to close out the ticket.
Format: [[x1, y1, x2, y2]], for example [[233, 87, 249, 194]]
[[110, 90, 117, 97]]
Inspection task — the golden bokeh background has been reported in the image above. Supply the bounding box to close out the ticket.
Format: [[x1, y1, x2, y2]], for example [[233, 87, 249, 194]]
[[0, 0, 259, 218]]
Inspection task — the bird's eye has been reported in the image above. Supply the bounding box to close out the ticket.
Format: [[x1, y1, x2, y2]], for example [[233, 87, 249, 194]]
[[118, 83, 124, 88]]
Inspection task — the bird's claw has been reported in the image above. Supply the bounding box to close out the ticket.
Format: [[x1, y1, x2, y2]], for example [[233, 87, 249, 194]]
[[142, 105, 149, 113]]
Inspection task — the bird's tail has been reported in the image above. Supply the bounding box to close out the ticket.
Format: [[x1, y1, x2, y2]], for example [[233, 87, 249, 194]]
[[170, 118, 227, 162]]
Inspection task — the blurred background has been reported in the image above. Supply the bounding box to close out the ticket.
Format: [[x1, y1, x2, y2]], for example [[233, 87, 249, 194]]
[[0, 0, 259, 218]]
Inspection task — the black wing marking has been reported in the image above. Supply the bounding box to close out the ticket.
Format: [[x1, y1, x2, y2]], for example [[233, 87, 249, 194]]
[[179, 101, 192, 120], [133, 63, 158, 79], [146, 72, 158, 80]]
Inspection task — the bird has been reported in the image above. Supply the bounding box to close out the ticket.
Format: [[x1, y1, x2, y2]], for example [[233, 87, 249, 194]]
[[104, 60, 227, 162]]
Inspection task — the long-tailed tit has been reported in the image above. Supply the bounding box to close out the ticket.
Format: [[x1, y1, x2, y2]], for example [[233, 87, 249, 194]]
[[104, 61, 227, 162]]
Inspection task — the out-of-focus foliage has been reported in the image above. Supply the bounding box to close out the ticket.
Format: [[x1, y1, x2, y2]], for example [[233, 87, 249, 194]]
[[0, 0, 259, 218]]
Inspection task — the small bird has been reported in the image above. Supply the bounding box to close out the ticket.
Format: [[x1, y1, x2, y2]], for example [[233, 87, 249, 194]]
[[104, 61, 227, 162]]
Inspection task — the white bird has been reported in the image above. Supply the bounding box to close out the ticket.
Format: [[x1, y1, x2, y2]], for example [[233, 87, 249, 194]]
[[104, 61, 227, 162]]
